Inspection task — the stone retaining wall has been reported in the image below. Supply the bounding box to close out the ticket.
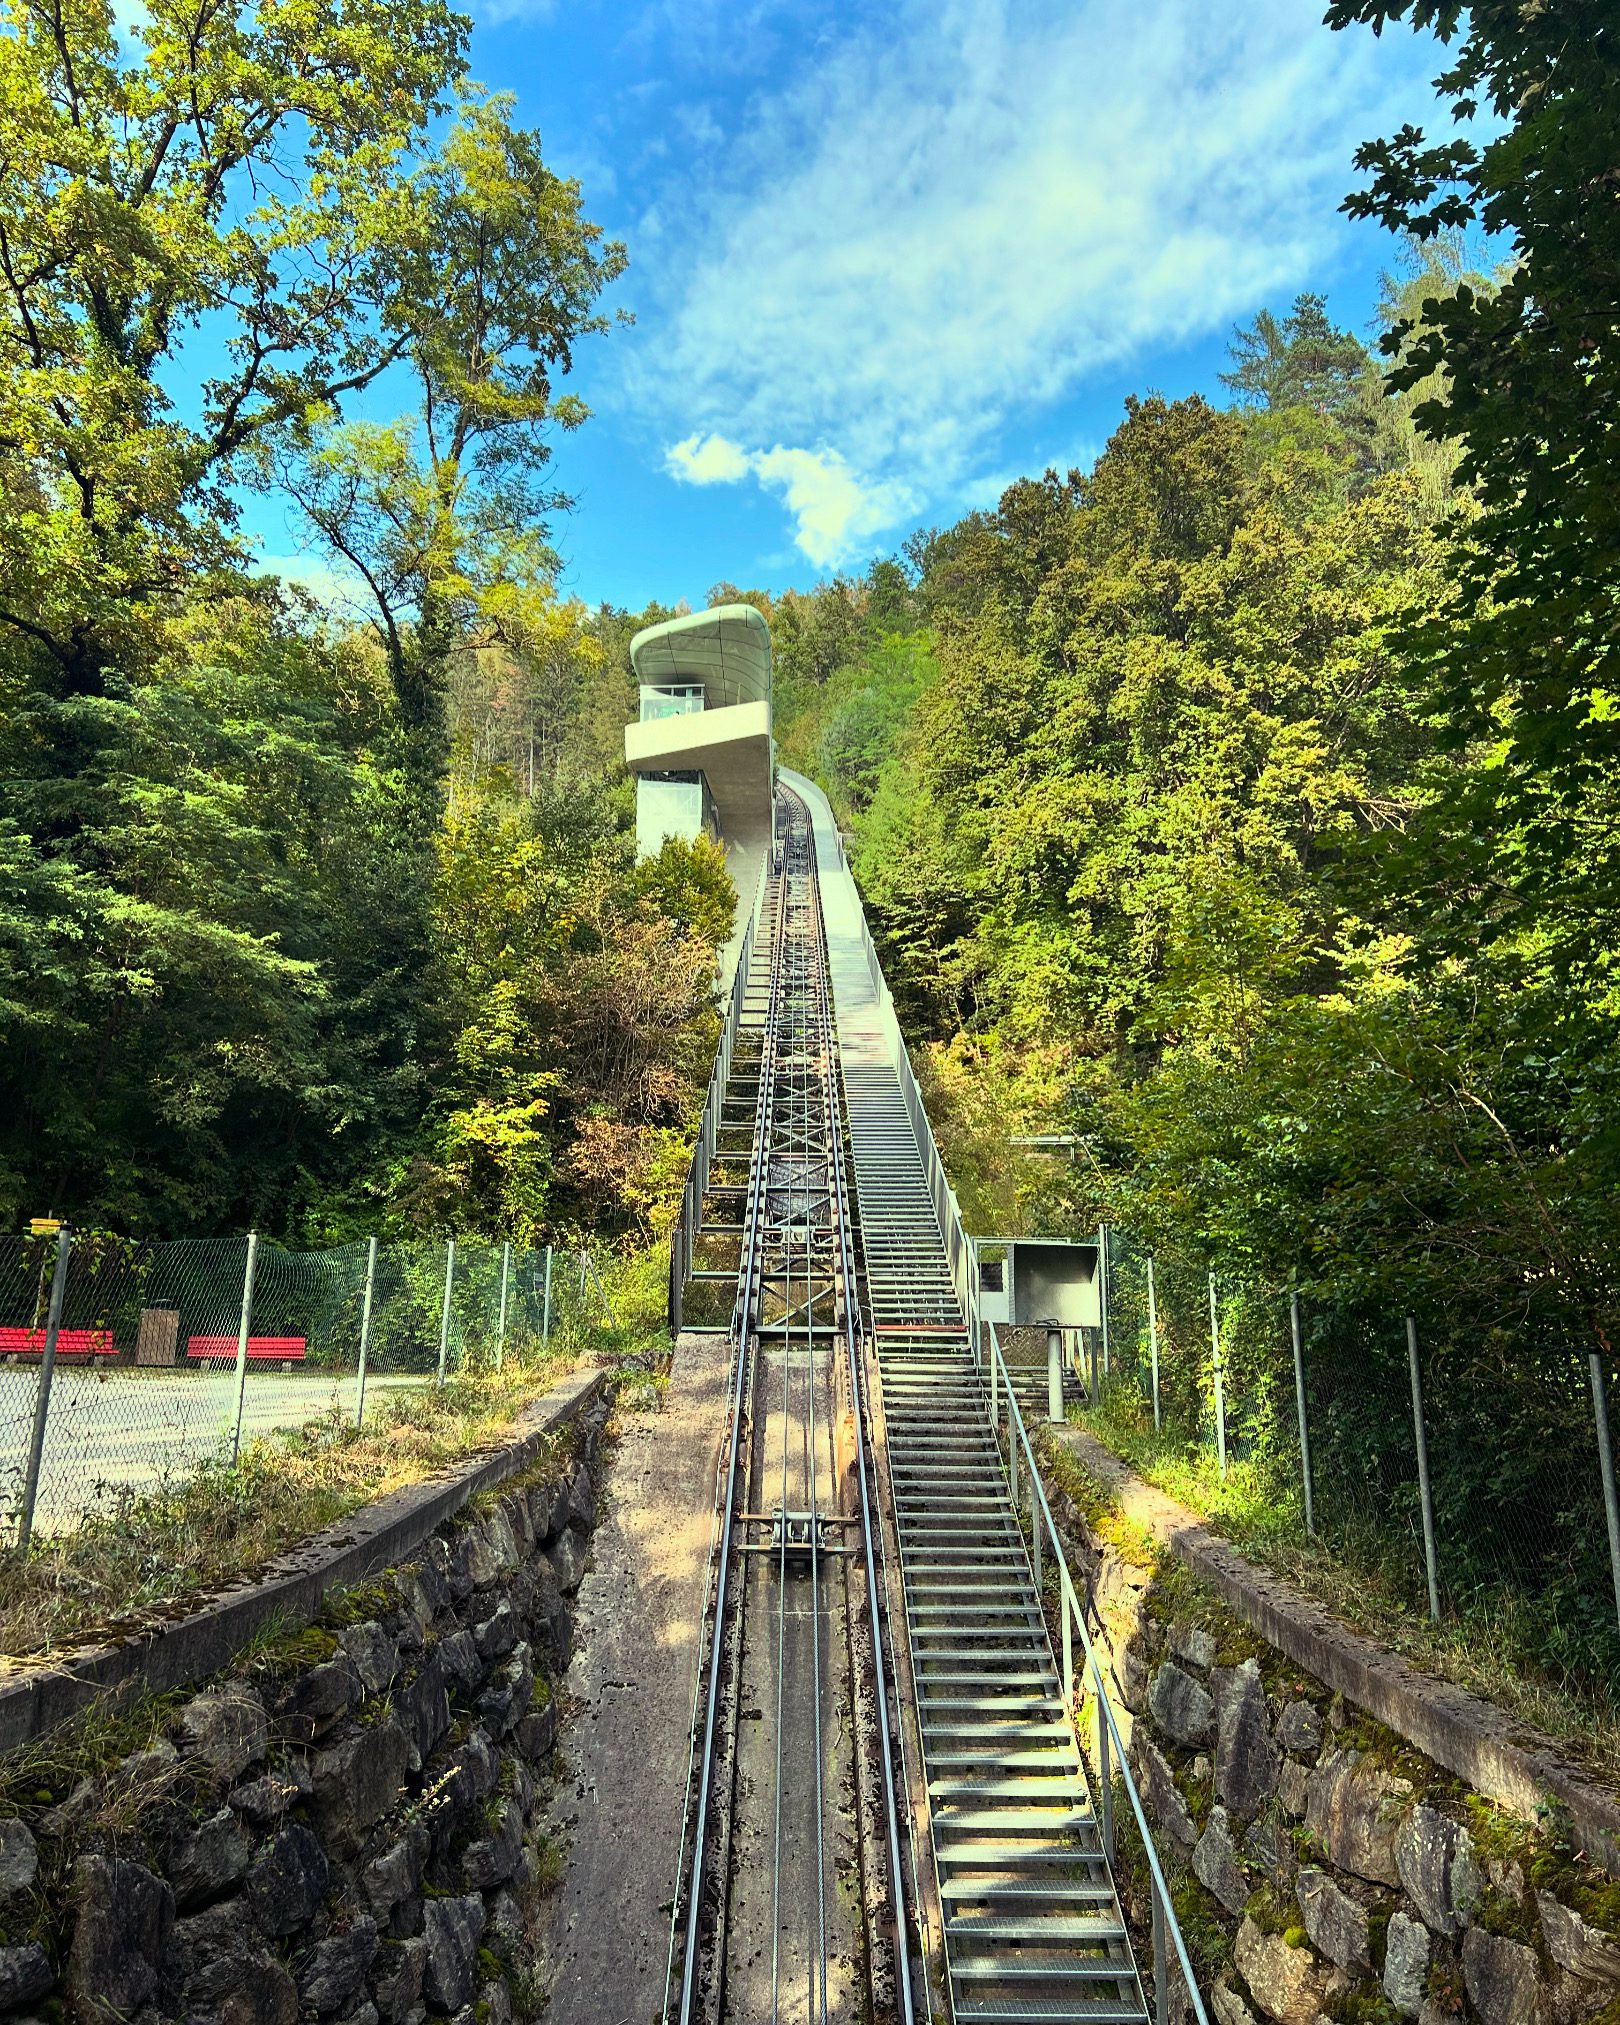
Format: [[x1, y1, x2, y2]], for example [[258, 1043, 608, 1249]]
[[0, 1384, 609, 2025], [1040, 1434, 1620, 2025]]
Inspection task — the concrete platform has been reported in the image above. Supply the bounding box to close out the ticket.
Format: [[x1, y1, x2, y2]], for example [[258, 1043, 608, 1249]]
[[541, 1331, 734, 2024]]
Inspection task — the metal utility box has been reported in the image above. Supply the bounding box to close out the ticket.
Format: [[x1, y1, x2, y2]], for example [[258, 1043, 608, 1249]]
[[973, 1239, 1099, 1329]]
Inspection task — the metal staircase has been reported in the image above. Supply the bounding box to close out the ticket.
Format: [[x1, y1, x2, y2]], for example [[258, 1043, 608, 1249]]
[[877, 1331, 1144, 2022], [818, 792, 1147, 2024], [670, 770, 1193, 2025], [841, 1077, 1144, 2021]]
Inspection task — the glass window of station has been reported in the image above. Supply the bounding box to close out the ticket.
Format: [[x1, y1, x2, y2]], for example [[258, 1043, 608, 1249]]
[[635, 770, 720, 857], [638, 682, 706, 723]]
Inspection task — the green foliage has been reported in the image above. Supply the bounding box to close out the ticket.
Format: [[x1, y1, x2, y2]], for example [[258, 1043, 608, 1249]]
[[0, 5, 722, 1256], [0, 0, 466, 688], [771, 103, 1620, 1694], [287, 91, 627, 747], [1221, 291, 1375, 428]]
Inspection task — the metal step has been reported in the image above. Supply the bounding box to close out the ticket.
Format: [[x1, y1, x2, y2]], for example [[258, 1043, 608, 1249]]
[[797, 782, 1149, 2025]]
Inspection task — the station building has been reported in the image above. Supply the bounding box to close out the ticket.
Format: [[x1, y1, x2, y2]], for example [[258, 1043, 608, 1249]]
[[624, 603, 774, 983]]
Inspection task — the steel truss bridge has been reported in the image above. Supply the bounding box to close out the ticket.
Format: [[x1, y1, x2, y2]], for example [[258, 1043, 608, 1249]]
[[662, 773, 1188, 2025]]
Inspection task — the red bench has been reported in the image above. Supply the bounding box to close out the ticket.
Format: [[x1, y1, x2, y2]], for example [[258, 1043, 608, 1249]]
[[186, 1336, 307, 1366], [0, 1326, 116, 1360]]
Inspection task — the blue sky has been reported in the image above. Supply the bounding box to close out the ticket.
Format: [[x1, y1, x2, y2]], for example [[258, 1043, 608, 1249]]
[[251, 0, 1457, 615]]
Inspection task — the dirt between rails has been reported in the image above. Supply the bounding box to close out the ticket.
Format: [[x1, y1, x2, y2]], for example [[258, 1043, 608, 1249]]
[[540, 1329, 733, 2025]]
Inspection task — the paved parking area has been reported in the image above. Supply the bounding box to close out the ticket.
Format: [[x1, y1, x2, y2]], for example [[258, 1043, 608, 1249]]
[[0, 1365, 427, 1532]]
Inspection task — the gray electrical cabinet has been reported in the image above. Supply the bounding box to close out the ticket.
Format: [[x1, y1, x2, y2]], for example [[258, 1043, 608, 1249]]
[[973, 1239, 1099, 1328]]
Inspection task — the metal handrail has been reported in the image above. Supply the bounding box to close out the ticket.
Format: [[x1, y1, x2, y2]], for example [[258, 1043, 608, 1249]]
[[825, 825, 978, 1331], [822, 800, 1198, 2018], [986, 1322, 1210, 2025], [668, 887, 764, 1332], [820, 921, 918, 2025]]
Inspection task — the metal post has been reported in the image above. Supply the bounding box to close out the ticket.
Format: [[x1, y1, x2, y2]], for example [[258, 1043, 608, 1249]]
[[1047, 1327, 1064, 1424], [355, 1235, 378, 1429], [1062, 1594, 1074, 1713], [541, 1244, 553, 1344], [1095, 1669, 1114, 1864], [1208, 1273, 1227, 1477], [436, 1239, 456, 1385], [1152, 1887, 1169, 2025], [1088, 1329, 1100, 1409], [1290, 1285, 1316, 1536], [230, 1230, 261, 1466], [583, 1249, 618, 1327], [1097, 1222, 1111, 1378], [496, 1241, 511, 1372], [1147, 1256, 1162, 1435], [1032, 1486, 1042, 1589], [1406, 1315, 1441, 1623], [1588, 1351, 1620, 1636], [17, 1225, 72, 1551]]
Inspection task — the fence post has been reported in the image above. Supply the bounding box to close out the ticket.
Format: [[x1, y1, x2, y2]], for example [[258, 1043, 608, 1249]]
[[496, 1242, 511, 1373], [436, 1239, 456, 1385], [1290, 1285, 1316, 1537], [541, 1244, 553, 1344], [1062, 1592, 1074, 1713], [1208, 1273, 1228, 1477], [1147, 1256, 1161, 1435], [17, 1225, 72, 1551], [1047, 1327, 1064, 1424], [1097, 1222, 1111, 1378], [355, 1236, 378, 1429], [1406, 1315, 1441, 1623], [1589, 1351, 1620, 1637], [1095, 1676, 1114, 1865], [230, 1231, 261, 1466], [1152, 1885, 1169, 2025]]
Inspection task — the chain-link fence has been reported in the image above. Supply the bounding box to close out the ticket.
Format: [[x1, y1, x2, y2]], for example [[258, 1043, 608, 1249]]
[[1099, 1228, 1620, 1687], [0, 1231, 614, 1540]]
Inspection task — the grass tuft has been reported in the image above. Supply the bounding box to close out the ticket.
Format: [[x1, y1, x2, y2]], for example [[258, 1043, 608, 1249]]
[[1068, 1383, 1620, 1787], [0, 1313, 618, 1661]]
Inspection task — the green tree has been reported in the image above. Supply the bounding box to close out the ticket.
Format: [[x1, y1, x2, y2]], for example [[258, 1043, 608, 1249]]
[[287, 91, 627, 756], [0, 602, 425, 1231], [0, 0, 466, 691], [1220, 292, 1372, 420], [1325, 0, 1620, 798]]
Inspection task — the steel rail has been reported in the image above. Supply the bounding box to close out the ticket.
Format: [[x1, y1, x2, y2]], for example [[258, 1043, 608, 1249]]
[[800, 848, 832, 2025], [667, 787, 921, 2024], [670, 842, 788, 2025], [810, 817, 919, 2025], [769, 827, 809, 2025]]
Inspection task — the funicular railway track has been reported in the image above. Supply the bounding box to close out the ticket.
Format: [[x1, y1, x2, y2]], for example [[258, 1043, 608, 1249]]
[[667, 779, 1149, 2025], [665, 788, 915, 2025]]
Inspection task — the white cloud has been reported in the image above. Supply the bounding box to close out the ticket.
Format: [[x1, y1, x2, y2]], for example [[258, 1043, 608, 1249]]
[[666, 432, 753, 486], [256, 552, 374, 618], [626, 0, 1446, 558], [664, 433, 907, 566], [470, 0, 558, 24]]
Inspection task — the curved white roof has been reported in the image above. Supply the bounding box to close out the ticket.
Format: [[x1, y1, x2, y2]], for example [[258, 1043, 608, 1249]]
[[630, 603, 772, 710]]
